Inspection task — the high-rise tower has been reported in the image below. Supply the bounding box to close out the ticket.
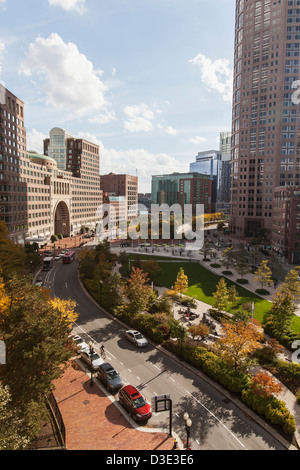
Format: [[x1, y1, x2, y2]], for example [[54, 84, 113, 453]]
[[230, 0, 300, 238]]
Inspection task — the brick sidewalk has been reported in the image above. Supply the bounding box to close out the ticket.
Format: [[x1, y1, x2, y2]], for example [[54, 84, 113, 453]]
[[52, 361, 175, 451]]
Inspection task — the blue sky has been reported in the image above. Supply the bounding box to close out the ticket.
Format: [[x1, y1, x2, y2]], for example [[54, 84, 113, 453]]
[[0, 0, 235, 192]]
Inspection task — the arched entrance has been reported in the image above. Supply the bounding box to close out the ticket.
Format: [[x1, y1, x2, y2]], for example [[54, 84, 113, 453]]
[[54, 201, 70, 237]]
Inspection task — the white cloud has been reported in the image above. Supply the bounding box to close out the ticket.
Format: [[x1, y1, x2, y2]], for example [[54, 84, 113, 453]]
[[189, 53, 233, 103], [165, 126, 177, 136], [27, 128, 47, 154], [19, 33, 107, 116], [124, 103, 154, 132], [48, 0, 87, 14], [189, 136, 207, 144], [89, 110, 117, 125], [0, 0, 6, 10]]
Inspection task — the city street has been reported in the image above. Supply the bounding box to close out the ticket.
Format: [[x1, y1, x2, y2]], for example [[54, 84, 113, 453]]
[[40, 258, 288, 450]]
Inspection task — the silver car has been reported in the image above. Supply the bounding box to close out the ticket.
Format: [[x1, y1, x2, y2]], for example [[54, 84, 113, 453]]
[[80, 350, 104, 370], [71, 334, 89, 353], [125, 330, 148, 347]]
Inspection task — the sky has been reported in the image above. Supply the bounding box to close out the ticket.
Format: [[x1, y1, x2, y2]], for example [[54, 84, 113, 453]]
[[0, 0, 235, 192]]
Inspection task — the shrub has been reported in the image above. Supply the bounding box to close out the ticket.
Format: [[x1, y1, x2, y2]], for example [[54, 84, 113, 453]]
[[236, 278, 248, 284], [241, 388, 296, 435], [255, 289, 270, 295], [222, 270, 232, 275]]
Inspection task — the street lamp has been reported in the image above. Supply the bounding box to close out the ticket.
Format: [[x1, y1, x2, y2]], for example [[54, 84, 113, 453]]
[[183, 412, 192, 450], [99, 280, 103, 304], [88, 341, 95, 386]]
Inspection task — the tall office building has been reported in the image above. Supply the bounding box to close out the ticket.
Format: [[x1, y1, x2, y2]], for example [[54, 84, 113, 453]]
[[230, 0, 300, 238]]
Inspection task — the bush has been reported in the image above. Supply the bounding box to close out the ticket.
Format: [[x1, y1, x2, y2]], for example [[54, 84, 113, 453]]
[[236, 278, 248, 284], [241, 389, 296, 435], [210, 263, 221, 268], [255, 288, 270, 295], [222, 270, 232, 275]]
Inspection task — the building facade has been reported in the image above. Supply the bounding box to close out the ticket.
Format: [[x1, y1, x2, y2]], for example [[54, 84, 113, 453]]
[[230, 0, 300, 238], [272, 186, 300, 264], [100, 173, 138, 221], [0, 86, 102, 245], [151, 172, 212, 214]]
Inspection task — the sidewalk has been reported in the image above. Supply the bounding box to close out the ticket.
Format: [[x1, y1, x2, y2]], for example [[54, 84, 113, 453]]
[[52, 360, 178, 451]]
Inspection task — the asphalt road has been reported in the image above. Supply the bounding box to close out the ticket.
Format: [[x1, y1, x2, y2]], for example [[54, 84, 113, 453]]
[[43, 258, 287, 451]]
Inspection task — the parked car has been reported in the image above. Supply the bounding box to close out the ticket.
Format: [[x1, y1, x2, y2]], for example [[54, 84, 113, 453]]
[[80, 350, 103, 370], [215, 243, 222, 248], [97, 363, 123, 393], [54, 254, 62, 261], [71, 334, 89, 353], [125, 330, 148, 347], [118, 385, 152, 421], [35, 278, 43, 287]]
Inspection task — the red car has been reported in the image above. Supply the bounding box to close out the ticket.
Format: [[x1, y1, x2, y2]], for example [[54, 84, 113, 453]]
[[118, 385, 152, 422]]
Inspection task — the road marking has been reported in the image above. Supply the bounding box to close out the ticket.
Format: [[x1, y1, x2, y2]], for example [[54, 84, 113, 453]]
[[128, 369, 132, 372], [65, 282, 68, 288], [184, 390, 248, 450], [170, 377, 175, 382], [136, 376, 140, 380]]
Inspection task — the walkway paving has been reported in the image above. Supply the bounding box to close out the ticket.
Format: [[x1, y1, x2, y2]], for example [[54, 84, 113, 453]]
[[52, 360, 178, 451]]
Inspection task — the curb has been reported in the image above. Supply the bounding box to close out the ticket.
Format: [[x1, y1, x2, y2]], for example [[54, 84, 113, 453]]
[[77, 271, 298, 450]]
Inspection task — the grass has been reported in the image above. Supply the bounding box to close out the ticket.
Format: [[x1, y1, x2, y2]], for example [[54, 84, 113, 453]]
[[129, 254, 300, 334]]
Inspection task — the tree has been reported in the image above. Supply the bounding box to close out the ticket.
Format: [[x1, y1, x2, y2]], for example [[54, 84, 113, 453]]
[[221, 246, 235, 271], [0, 221, 26, 278], [216, 320, 263, 370], [263, 290, 296, 338], [279, 267, 300, 303], [254, 260, 272, 289], [250, 371, 284, 398], [142, 259, 162, 281], [174, 267, 188, 297], [124, 267, 154, 315], [49, 297, 78, 326], [199, 239, 212, 260], [213, 278, 229, 311], [0, 275, 75, 409], [228, 285, 239, 308], [0, 383, 31, 450], [232, 243, 251, 278]]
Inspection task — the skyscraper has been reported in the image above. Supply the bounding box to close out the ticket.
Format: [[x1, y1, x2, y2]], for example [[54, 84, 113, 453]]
[[230, 0, 300, 238]]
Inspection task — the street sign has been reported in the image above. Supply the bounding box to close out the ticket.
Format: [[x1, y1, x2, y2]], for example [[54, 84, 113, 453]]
[[151, 394, 171, 412]]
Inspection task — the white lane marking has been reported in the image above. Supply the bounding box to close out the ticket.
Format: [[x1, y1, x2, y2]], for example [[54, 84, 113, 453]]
[[184, 389, 248, 450]]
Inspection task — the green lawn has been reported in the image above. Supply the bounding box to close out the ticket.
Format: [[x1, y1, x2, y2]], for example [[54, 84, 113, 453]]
[[129, 254, 300, 334]]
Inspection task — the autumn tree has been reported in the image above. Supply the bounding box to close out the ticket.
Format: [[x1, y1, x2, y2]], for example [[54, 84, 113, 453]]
[[0, 221, 26, 278], [174, 267, 188, 297], [124, 267, 154, 314], [0, 383, 30, 450], [213, 278, 229, 311], [250, 371, 284, 398], [0, 275, 75, 428], [228, 285, 239, 307], [215, 320, 263, 370], [254, 260, 272, 290], [188, 323, 210, 343]]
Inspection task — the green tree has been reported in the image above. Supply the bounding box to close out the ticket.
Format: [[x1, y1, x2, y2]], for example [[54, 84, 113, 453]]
[[213, 278, 229, 311], [279, 267, 300, 303], [0, 221, 26, 278], [263, 290, 296, 339], [254, 260, 272, 289]]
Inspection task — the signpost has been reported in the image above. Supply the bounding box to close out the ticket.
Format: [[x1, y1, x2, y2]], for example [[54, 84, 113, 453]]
[[151, 394, 172, 437]]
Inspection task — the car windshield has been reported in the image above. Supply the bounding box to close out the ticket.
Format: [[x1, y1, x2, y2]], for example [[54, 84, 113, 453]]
[[134, 333, 144, 339], [91, 353, 100, 361], [75, 338, 84, 344], [107, 370, 118, 380], [132, 396, 146, 408]]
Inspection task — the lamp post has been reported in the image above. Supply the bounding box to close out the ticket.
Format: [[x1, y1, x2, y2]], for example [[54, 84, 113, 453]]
[[88, 341, 95, 386], [183, 412, 192, 450], [99, 280, 103, 304]]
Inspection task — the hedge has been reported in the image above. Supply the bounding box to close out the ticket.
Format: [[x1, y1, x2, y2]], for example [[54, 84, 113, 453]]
[[163, 339, 296, 435]]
